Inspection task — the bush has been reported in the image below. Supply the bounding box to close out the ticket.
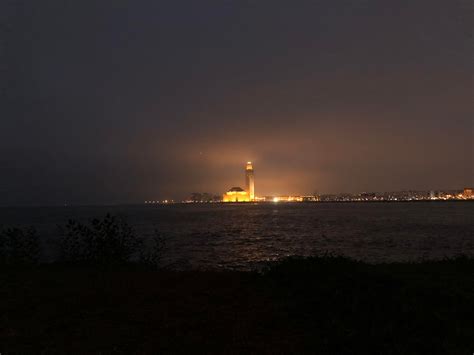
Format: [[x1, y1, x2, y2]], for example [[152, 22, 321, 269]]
[[0, 227, 40, 267], [139, 231, 166, 270], [59, 214, 143, 267]]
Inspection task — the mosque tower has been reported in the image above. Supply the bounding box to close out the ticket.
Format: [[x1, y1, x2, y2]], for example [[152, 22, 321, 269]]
[[245, 162, 255, 201]]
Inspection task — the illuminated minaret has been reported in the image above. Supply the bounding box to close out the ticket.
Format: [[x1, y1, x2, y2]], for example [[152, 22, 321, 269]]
[[245, 161, 255, 201]]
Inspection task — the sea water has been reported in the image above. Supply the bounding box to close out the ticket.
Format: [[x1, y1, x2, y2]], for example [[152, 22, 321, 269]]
[[1, 202, 473, 270]]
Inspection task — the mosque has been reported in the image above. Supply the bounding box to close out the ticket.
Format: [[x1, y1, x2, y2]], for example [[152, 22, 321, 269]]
[[222, 162, 255, 202]]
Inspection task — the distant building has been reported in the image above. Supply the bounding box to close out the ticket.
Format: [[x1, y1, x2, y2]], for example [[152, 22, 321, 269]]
[[245, 162, 255, 201], [302, 195, 320, 202], [463, 187, 473, 199], [222, 162, 256, 202], [187, 192, 221, 203], [271, 196, 303, 202], [223, 187, 251, 202]]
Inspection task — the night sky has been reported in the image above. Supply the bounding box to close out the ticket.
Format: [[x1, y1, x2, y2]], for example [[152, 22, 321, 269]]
[[1, 0, 472, 205]]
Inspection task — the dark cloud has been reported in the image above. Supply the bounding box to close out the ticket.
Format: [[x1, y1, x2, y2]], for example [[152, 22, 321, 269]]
[[1, 0, 472, 205]]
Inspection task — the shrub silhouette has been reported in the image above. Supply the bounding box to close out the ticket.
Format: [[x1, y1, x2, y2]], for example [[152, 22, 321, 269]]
[[139, 231, 166, 270], [0, 227, 40, 266], [59, 214, 143, 267]]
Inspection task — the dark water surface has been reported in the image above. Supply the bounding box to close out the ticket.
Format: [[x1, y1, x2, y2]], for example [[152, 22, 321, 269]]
[[1, 202, 473, 269]]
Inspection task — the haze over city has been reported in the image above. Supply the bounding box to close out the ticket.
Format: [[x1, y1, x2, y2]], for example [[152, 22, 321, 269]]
[[1, 0, 472, 206]]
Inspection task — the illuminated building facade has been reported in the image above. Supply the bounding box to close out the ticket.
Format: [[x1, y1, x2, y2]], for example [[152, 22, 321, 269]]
[[222, 162, 255, 202], [245, 162, 255, 201], [222, 187, 250, 202], [463, 187, 473, 199]]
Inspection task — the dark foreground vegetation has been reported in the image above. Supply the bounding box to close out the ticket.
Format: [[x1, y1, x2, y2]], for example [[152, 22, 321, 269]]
[[1, 217, 473, 354]]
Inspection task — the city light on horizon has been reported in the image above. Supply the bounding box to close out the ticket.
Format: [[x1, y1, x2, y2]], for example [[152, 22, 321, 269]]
[[147, 162, 473, 204]]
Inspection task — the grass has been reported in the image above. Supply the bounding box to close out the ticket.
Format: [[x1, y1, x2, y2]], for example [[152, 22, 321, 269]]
[[1, 256, 473, 354]]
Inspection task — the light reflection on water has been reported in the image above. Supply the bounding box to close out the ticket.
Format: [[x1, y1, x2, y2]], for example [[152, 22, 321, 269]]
[[0, 202, 473, 270]]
